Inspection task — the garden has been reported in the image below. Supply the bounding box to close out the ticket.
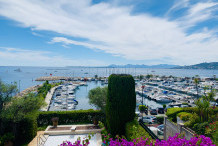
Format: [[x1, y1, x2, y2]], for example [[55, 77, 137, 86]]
[[166, 89, 218, 145]]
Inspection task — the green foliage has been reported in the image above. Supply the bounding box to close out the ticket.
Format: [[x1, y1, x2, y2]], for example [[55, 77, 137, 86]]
[[37, 110, 105, 127], [0, 93, 44, 145], [88, 86, 107, 112], [37, 81, 52, 98], [193, 122, 209, 135], [166, 107, 195, 122], [125, 119, 151, 141], [17, 114, 38, 145], [195, 96, 211, 122], [0, 133, 14, 146], [106, 74, 136, 137], [166, 107, 183, 122], [1, 93, 45, 122], [99, 121, 111, 144], [0, 80, 17, 112], [163, 104, 166, 108], [0, 114, 38, 145], [184, 113, 200, 127], [137, 75, 144, 80], [177, 112, 192, 122], [145, 74, 153, 80], [182, 103, 189, 105], [138, 105, 147, 112]]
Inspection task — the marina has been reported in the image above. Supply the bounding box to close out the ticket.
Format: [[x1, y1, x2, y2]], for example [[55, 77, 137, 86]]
[[1, 66, 217, 111], [48, 81, 106, 111]]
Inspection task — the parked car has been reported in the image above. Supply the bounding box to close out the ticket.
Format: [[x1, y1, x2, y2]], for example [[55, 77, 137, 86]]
[[157, 124, 164, 131], [150, 109, 157, 115], [157, 107, 164, 114], [140, 116, 157, 124]]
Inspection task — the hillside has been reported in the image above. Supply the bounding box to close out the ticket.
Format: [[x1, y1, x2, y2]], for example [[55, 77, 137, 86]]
[[173, 62, 218, 70], [107, 64, 179, 69]]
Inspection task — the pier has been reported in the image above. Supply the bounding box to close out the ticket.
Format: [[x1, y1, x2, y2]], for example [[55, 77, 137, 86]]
[[41, 86, 59, 111], [35, 76, 73, 81]]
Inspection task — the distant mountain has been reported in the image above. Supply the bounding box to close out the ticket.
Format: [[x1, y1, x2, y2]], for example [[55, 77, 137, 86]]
[[173, 62, 218, 70], [107, 64, 179, 69]]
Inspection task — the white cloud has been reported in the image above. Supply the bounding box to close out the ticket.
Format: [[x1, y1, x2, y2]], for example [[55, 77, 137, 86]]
[[0, 47, 105, 66], [0, 0, 217, 65], [177, 2, 218, 27], [165, 0, 190, 16]]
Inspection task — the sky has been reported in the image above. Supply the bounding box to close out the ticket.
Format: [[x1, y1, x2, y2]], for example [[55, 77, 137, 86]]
[[0, 0, 217, 67]]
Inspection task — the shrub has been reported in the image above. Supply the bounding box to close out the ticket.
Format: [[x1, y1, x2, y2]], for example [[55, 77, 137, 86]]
[[184, 113, 200, 127], [125, 119, 151, 141], [106, 74, 136, 137], [100, 134, 216, 146], [182, 102, 189, 105], [166, 107, 196, 122], [177, 112, 192, 121], [37, 109, 105, 127], [166, 107, 183, 122], [17, 114, 37, 145], [0, 114, 37, 145], [193, 122, 209, 135]]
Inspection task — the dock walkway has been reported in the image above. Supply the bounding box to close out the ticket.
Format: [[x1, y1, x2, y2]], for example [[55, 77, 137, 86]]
[[41, 86, 58, 111]]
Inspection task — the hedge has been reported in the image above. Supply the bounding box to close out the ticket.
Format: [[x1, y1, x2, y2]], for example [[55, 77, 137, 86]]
[[125, 119, 151, 141], [106, 74, 136, 137], [166, 107, 196, 122], [0, 114, 37, 145], [177, 112, 192, 122], [17, 114, 37, 145], [166, 107, 218, 123], [37, 109, 105, 127]]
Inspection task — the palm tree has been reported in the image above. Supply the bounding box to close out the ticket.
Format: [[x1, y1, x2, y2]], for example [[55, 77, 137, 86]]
[[194, 78, 199, 98]]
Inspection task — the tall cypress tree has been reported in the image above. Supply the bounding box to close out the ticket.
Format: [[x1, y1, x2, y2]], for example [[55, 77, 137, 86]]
[[106, 74, 136, 137]]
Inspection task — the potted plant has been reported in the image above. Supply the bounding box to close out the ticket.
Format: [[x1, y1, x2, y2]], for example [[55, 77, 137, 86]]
[[51, 117, 59, 128], [93, 116, 98, 126]]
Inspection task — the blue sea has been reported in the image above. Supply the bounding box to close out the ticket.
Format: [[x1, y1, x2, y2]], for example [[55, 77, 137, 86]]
[[0, 66, 217, 92]]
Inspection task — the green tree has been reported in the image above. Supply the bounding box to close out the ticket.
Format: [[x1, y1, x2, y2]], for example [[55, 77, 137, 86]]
[[106, 74, 136, 137], [0, 80, 17, 112], [145, 74, 153, 80], [0, 80, 17, 136], [195, 90, 215, 122], [194, 78, 199, 98], [88, 86, 107, 112], [1, 93, 45, 142], [37, 81, 52, 98]]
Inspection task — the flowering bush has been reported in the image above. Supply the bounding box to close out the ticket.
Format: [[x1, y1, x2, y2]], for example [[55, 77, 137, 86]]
[[60, 133, 215, 146], [155, 134, 215, 146], [206, 121, 217, 136], [59, 134, 93, 146]]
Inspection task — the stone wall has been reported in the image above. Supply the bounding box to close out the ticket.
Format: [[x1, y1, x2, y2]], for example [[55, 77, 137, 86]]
[[164, 117, 195, 140]]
